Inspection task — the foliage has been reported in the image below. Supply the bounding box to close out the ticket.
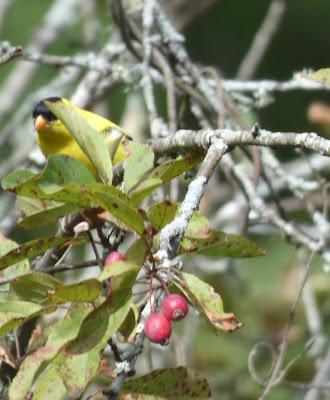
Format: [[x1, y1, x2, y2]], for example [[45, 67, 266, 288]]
[[1, 1, 329, 399], [0, 104, 264, 399]]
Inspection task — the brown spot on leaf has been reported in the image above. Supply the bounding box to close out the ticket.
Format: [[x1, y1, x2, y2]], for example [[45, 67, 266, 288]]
[[150, 370, 158, 378], [39, 199, 48, 210], [211, 312, 243, 332]]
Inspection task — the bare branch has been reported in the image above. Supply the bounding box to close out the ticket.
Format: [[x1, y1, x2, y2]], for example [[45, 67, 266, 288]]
[[156, 139, 228, 262], [0, 42, 22, 66], [258, 252, 315, 400], [22, 51, 111, 73], [237, 0, 286, 80], [305, 348, 330, 400], [222, 76, 330, 92], [152, 127, 330, 158], [0, 0, 12, 36], [225, 155, 324, 256], [81, 0, 100, 49], [0, 0, 80, 122]]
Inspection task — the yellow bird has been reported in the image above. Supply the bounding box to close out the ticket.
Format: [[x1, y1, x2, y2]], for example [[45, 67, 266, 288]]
[[33, 97, 127, 172]]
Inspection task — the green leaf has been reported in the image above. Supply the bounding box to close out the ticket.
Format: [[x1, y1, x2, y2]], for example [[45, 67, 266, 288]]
[[46, 183, 146, 234], [36, 154, 97, 189], [1, 169, 34, 191], [87, 184, 145, 235], [50, 279, 102, 303], [148, 202, 211, 237], [124, 141, 154, 193], [2, 155, 97, 208], [105, 127, 125, 162], [6, 180, 90, 208], [149, 154, 202, 182], [17, 196, 57, 217], [118, 304, 138, 340], [150, 208, 261, 258], [35, 156, 96, 198], [99, 261, 139, 290], [129, 177, 163, 206], [307, 68, 330, 85], [9, 304, 92, 400], [9, 272, 62, 303], [9, 273, 102, 304], [4, 174, 145, 235], [17, 194, 76, 219], [0, 236, 86, 271], [2, 155, 96, 194], [45, 100, 113, 183], [0, 234, 30, 300], [18, 202, 77, 229], [53, 350, 100, 398], [179, 230, 265, 258], [0, 300, 43, 336], [129, 154, 202, 206], [176, 273, 242, 333], [147, 201, 177, 231], [67, 289, 132, 354], [14, 180, 144, 236], [122, 367, 211, 399], [186, 211, 211, 239], [125, 238, 148, 266], [33, 367, 67, 400]]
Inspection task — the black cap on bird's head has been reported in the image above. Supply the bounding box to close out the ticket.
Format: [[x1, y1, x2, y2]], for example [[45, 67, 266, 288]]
[[32, 96, 61, 120], [33, 97, 61, 131]]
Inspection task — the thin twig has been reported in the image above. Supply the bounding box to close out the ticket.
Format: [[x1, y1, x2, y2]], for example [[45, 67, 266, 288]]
[[258, 252, 316, 399], [0, 0, 12, 36], [22, 51, 111, 73], [39, 259, 99, 274], [236, 0, 286, 80], [222, 76, 330, 92], [0, 0, 80, 122], [304, 347, 330, 400], [81, 0, 99, 49], [0, 43, 22, 66]]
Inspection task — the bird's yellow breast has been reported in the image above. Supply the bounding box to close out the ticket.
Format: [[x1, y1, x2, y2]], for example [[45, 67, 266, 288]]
[[35, 99, 127, 172], [37, 123, 95, 170]]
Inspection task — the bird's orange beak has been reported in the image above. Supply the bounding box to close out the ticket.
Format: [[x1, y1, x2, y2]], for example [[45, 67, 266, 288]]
[[34, 115, 48, 131]]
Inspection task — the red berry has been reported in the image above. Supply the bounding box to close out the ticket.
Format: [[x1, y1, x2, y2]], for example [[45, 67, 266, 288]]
[[104, 251, 125, 265], [145, 313, 172, 344], [162, 294, 188, 321]]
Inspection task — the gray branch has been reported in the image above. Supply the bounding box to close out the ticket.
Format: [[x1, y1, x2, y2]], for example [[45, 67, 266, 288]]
[[237, 0, 286, 80], [222, 76, 330, 92], [151, 127, 330, 158], [156, 139, 228, 262], [305, 347, 330, 400]]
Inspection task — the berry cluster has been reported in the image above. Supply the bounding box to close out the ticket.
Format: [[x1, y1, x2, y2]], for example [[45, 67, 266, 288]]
[[145, 294, 189, 345], [104, 252, 189, 345]]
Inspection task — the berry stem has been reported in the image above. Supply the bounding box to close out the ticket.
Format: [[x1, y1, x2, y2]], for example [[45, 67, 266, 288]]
[[155, 274, 170, 296], [147, 275, 157, 313]]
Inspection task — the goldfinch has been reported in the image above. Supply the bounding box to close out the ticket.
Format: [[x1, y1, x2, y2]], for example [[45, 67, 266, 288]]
[[33, 97, 127, 172]]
